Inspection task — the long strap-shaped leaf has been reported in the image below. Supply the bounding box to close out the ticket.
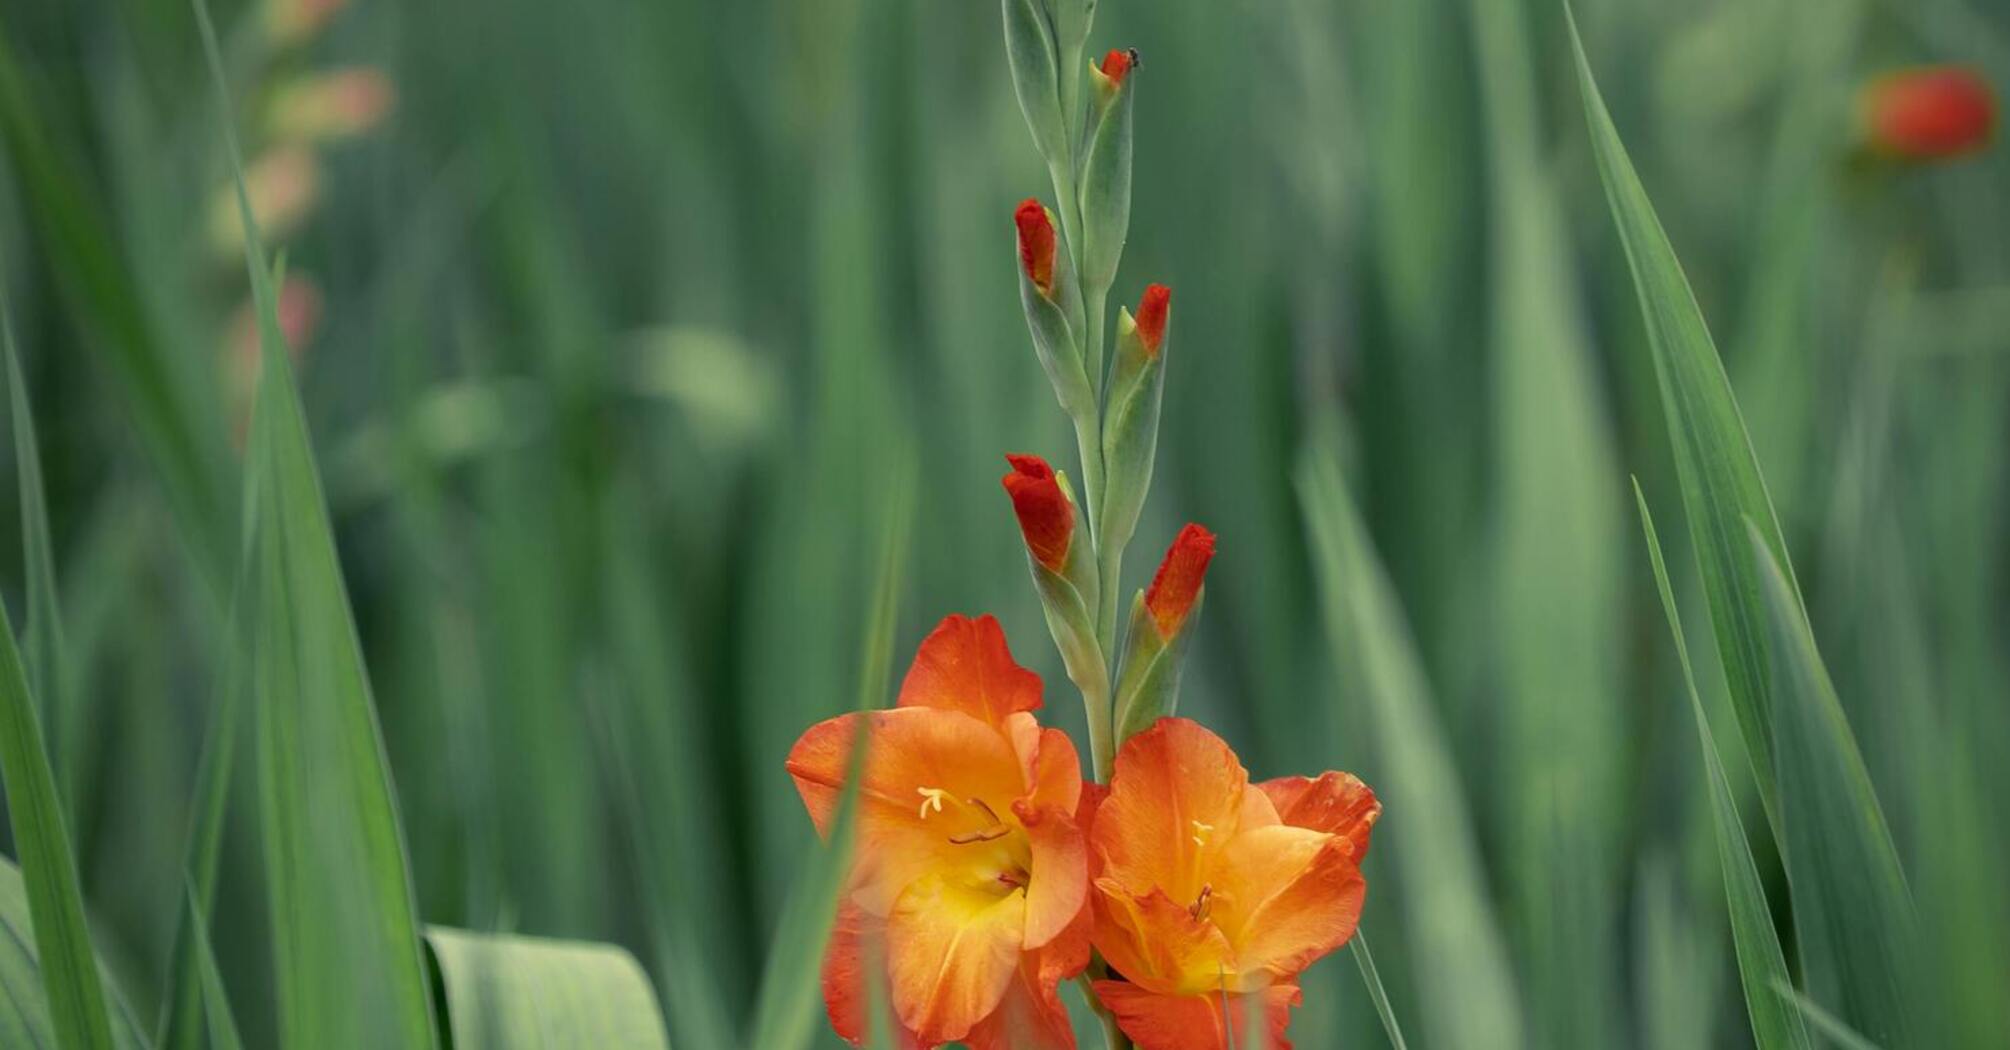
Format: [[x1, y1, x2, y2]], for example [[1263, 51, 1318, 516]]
[[425, 928, 671, 1048], [1570, 12, 1916, 1044], [1566, 7, 1797, 821], [189, 1, 439, 1045], [0, 301, 114, 1050], [1636, 484, 1809, 1050]]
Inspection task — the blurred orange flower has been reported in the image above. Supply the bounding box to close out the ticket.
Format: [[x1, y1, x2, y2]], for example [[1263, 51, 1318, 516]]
[[787, 615, 1091, 1049], [1860, 66, 1995, 161], [1088, 718, 1378, 1050]]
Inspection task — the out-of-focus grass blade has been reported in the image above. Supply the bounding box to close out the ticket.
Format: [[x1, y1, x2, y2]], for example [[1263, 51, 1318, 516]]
[[0, 858, 147, 1047], [745, 463, 911, 1050], [0, 319, 115, 1050], [157, 665, 242, 1050], [424, 928, 671, 1049], [1349, 932, 1408, 1050], [1, 297, 73, 802], [1635, 484, 1809, 1050], [182, 887, 243, 1050], [1295, 428, 1521, 1050], [1567, 8, 1796, 819], [1468, 0, 1624, 1042], [1753, 531, 1915, 1045], [190, 0, 439, 1045], [0, 27, 234, 590], [1772, 979, 1883, 1050]]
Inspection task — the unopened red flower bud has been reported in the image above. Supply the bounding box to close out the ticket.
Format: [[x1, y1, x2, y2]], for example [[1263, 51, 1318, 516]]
[[1861, 66, 1995, 161], [1099, 48, 1138, 87], [1002, 454, 1073, 572], [1015, 199, 1057, 297], [1135, 284, 1170, 357], [1145, 523, 1215, 639]]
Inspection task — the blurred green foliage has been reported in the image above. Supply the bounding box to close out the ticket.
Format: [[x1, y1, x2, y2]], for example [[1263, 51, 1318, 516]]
[[0, 0, 2006, 1045]]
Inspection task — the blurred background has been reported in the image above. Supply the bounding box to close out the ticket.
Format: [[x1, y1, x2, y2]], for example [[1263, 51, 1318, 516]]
[[1, 0, 2006, 1045]]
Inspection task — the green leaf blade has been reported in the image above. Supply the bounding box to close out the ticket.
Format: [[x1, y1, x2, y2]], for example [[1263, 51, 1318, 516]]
[[1754, 531, 1916, 1046], [1636, 484, 1810, 1050], [0, 305, 115, 1050]]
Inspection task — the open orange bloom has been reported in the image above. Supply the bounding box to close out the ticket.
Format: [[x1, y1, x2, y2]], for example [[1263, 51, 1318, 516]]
[[1088, 718, 1379, 1050], [787, 614, 1091, 1048]]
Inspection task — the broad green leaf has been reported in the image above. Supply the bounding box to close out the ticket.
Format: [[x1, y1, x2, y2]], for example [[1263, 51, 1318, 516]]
[[424, 928, 670, 1049], [1636, 484, 1810, 1050], [1296, 428, 1522, 1050], [0, 310, 115, 1050], [0, 857, 146, 1048], [745, 465, 910, 1050], [1754, 531, 1915, 1045], [190, 0, 438, 1045], [1567, 8, 1796, 819]]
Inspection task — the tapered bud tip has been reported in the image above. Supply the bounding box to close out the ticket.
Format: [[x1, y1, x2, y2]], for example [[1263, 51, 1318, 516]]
[[1100, 48, 1139, 86], [1145, 524, 1215, 638], [1014, 199, 1056, 296], [1136, 284, 1171, 356], [1002, 454, 1073, 572], [1862, 67, 1995, 161]]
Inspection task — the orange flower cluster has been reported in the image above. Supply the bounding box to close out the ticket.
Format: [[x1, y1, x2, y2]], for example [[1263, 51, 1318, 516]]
[[788, 614, 1377, 1048]]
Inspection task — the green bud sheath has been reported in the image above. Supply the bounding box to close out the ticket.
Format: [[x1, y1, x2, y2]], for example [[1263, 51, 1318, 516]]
[[1098, 300, 1169, 562], [1002, 0, 1067, 166], [1110, 586, 1204, 744], [1079, 55, 1135, 296], [1017, 234, 1095, 420]]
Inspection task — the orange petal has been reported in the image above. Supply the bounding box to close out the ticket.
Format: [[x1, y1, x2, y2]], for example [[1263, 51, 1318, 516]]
[[1214, 828, 1365, 984], [1257, 772, 1379, 859], [966, 906, 1090, 1050], [1090, 880, 1234, 996], [1010, 718, 1083, 818], [822, 900, 928, 1049], [1092, 981, 1302, 1050], [887, 874, 1028, 1043], [1093, 718, 1269, 903], [1017, 805, 1086, 949], [785, 708, 1028, 915], [898, 615, 1044, 727]]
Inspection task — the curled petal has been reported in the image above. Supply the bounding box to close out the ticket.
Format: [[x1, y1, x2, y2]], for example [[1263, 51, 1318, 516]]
[[1257, 772, 1379, 859], [1017, 804, 1087, 949], [887, 875, 1028, 1043], [898, 615, 1044, 726], [1092, 980, 1301, 1050], [1009, 718, 1084, 817], [1090, 881, 1234, 997]]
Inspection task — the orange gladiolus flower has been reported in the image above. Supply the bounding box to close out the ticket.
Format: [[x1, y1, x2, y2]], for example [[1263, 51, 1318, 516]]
[[1088, 718, 1379, 1050], [787, 614, 1091, 1048], [1860, 66, 1995, 161]]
